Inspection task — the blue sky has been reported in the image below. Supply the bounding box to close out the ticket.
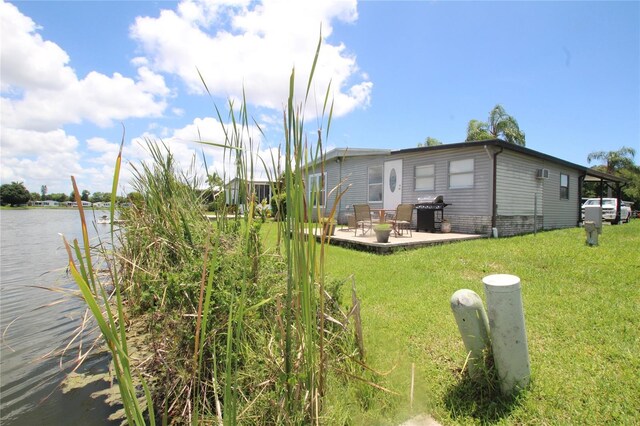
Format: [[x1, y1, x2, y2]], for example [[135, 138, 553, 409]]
[[1, 0, 638, 195]]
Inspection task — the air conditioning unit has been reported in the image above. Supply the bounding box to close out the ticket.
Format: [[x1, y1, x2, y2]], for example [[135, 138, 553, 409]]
[[536, 168, 550, 179]]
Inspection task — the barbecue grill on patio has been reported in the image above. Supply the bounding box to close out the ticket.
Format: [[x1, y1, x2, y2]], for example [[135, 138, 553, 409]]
[[415, 195, 450, 232]]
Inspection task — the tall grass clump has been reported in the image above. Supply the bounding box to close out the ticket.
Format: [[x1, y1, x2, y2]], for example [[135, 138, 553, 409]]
[[65, 35, 375, 425], [63, 141, 154, 425]]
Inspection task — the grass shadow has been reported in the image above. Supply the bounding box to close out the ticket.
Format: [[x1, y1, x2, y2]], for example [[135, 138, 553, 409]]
[[443, 355, 527, 423]]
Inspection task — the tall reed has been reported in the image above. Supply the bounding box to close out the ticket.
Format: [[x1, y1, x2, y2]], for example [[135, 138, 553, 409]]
[[63, 139, 154, 425], [66, 34, 370, 425]]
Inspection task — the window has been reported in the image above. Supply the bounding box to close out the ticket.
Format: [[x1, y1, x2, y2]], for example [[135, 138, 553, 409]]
[[560, 173, 569, 200], [449, 158, 474, 189], [415, 164, 435, 191], [254, 183, 271, 203], [308, 173, 325, 207], [368, 166, 383, 202]]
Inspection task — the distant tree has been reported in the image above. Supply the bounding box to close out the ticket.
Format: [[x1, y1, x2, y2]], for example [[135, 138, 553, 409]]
[[418, 137, 443, 147], [0, 182, 31, 206], [50, 193, 69, 203], [619, 166, 640, 207], [90, 192, 101, 203], [30, 192, 41, 202], [586, 146, 638, 201], [587, 146, 636, 174], [207, 172, 223, 188], [90, 192, 109, 203], [41, 185, 48, 200], [127, 191, 144, 208], [466, 104, 526, 146], [81, 190, 90, 202], [466, 119, 494, 142], [69, 191, 75, 201]]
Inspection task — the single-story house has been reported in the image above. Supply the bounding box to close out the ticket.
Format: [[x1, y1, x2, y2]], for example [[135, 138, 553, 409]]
[[308, 139, 626, 237], [67, 201, 92, 207], [32, 200, 60, 207], [224, 178, 273, 206]]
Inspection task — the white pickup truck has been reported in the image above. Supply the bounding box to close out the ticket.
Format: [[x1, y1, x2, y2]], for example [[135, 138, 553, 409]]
[[581, 198, 632, 223]]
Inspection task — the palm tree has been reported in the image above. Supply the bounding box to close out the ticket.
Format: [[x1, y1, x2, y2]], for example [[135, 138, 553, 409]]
[[587, 146, 636, 174], [417, 136, 442, 147], [466, 104, 526, 146]]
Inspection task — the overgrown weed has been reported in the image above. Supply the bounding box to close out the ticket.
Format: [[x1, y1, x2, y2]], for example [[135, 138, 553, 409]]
[[65, 36, 380, 425]]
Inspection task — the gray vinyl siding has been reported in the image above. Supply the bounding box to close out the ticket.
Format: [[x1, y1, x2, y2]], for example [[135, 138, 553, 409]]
[[542, 167, 580, 229], [324, 153, 389, 223], [495, 150, 545, 216], [495, 150, 580, 233], [398, 145, 493, 216], [394, 146, 492, 233]]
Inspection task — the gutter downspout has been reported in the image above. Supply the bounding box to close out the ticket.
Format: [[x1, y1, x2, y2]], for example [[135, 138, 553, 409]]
[[337, 157, 343, 222], [490, 145, 504, 232], [578, 173, 586, 225]]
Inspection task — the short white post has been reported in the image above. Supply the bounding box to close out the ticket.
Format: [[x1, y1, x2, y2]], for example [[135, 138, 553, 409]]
[[584, 205, 602, 246], [450, 289, 490, 376], [584, 221, 599, 246], [483, 274, 530, 394]]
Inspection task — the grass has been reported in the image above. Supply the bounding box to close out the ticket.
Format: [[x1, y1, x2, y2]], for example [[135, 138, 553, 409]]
[[260, 220, 640, 424]]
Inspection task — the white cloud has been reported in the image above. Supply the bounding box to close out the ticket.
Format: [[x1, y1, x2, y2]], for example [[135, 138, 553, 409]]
[[0, 0, 170, 131], [1, 127, 79, 157], [119, 116, 281, 192], [130, 0, 370, 117], [0, 1, 172, 194], [0, 127, 84, 192], [2, 69, 169, 131], [0, 1, 76, 92]]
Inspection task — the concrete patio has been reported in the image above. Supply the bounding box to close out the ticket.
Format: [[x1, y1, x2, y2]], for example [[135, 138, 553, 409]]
[[312, 226, 486, 254]]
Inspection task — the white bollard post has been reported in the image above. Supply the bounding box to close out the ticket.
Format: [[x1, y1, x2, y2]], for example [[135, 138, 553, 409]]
[[450, 289, 490, 376], [483, 274, 530, 394]]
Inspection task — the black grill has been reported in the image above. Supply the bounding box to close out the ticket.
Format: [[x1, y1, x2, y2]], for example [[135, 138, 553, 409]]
[[415, 195, 450, 232]]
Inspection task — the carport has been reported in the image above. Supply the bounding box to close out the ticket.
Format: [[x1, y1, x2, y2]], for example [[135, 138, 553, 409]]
[[578, 169, 629, 224]]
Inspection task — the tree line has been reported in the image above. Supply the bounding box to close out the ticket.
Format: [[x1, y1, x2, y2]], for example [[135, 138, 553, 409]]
[[0, 182, 132, 207]]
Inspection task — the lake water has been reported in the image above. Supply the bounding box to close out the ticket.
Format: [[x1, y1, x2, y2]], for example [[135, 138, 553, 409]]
[[1, 209, 118, 425]]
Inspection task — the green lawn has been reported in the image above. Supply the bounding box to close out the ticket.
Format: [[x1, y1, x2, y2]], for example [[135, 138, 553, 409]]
[[263, 220, 640, 425]]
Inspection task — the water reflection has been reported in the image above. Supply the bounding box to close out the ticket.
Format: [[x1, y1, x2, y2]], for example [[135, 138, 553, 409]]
[[1, 209, 118, 425]]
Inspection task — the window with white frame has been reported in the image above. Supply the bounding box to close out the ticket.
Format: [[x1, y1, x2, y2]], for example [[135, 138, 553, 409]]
[[560, 173, 569, 200], [308, 173, 325, 207], [449, 158, 474, 189], [415, 164, 435, 191], [368, 166, 383, 202]]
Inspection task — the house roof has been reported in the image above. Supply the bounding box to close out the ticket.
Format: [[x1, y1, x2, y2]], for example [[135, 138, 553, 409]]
[[324, 147, 392, 162], [393, 139, 627, 184]]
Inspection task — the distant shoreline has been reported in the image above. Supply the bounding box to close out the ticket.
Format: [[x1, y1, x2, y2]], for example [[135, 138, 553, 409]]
[[1, 205, 111, 210]]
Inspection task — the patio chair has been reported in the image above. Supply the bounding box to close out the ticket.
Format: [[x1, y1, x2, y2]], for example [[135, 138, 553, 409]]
[[390, 203, 414, 237], [345, 214, 357, 231], [353, 204, 377, 236]]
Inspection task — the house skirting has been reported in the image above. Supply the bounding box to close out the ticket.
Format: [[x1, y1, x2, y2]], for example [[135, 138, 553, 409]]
[[441, 214, 544, 237], [338, 211, 547, 237], [445, 215, 493, 236], [495, 215, 545, 237]]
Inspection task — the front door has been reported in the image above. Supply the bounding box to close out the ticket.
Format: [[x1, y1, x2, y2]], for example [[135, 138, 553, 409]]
[[384, 159, 403, 210]]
